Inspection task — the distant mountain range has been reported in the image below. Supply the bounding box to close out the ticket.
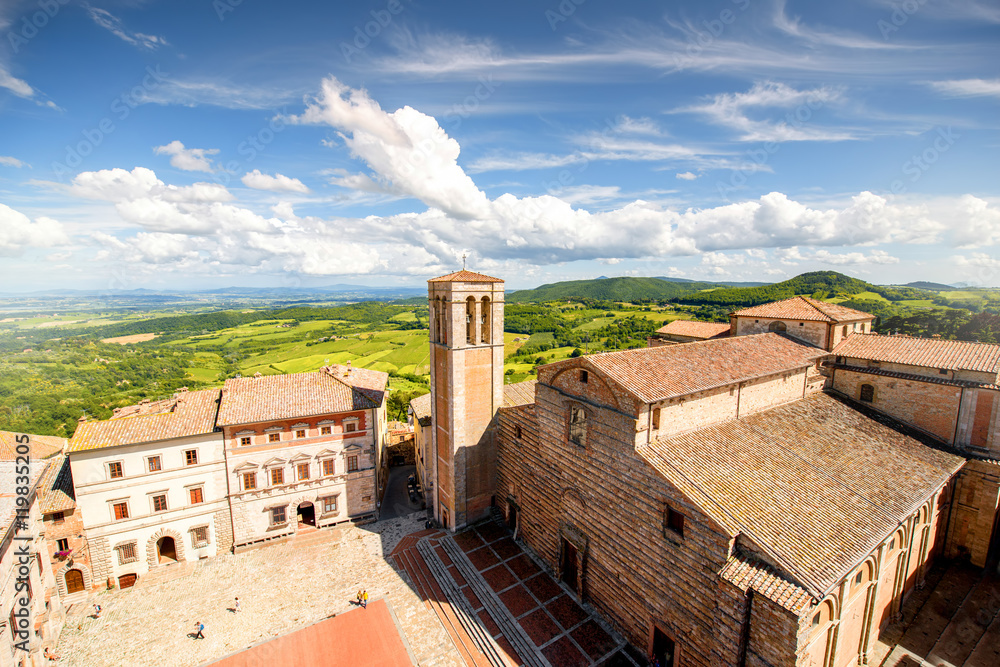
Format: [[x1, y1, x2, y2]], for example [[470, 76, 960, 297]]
[[0, 284, 425, 298]]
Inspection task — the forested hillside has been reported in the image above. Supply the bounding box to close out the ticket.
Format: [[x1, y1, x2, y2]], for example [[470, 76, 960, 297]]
[[507, 277, 717, 302]]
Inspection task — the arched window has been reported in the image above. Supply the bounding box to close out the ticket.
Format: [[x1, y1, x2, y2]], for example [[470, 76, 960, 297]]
[[859, 384, 874, 403], [466, 297, 476, 345], [842, 325, 849, 337], [568, 405, 587, 446], [769, 321, 787, 333], [480, 296, 491, 344], [514, 425, 522, 440]]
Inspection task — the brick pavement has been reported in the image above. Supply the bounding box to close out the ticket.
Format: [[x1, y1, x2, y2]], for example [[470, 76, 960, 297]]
[[53, 513, 464, 667]]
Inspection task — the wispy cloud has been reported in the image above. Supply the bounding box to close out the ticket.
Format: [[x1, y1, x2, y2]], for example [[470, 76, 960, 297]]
[[675, 81, 857, 142], [0, 156, 27, 168], [676, 172, 698, 180], [927, 78, 1000, 99], [141, 79, 302, 110], [86, 6, 168, 50], [154, 141, 219, 172]]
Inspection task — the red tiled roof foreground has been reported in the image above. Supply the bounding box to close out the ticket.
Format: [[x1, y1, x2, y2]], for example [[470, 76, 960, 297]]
[[0, 430, 65, 460], [655, 320, 731, 339], [576, 333, 826, 404], [732, 296, 874, 323], [70, 389, 221, 453], [207, 598, 413, 667], [833, 333, 1000, 375], [640, 392, 965, 600], [218, 364, 388, 426], [428, 269, 503, 283]]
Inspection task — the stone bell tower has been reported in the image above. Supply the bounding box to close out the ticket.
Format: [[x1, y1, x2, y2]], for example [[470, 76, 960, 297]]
[[428, 269, 505, 530]]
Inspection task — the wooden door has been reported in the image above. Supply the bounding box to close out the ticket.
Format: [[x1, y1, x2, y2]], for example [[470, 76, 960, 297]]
[[118, 573, 137, 589], [65, 569, 85, 594]]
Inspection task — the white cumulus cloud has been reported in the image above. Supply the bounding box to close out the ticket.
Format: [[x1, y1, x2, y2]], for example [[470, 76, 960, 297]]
[[0, 204, 68, 256], [241, 170, 310, 193], [154, 141, 219, 172]]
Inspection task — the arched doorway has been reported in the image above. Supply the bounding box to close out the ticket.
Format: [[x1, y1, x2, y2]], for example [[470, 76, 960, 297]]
[[769, 321, 787, 332], [157, 536, 177, 563], [297, 501, 315, 528], [65, 569, 85, 594]]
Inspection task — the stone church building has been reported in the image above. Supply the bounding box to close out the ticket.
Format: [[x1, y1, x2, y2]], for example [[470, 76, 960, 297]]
[[425, 271, 1000, 667]]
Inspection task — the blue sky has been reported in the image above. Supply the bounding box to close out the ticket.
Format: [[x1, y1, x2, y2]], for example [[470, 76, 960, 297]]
[[0, 0, 998, 292]]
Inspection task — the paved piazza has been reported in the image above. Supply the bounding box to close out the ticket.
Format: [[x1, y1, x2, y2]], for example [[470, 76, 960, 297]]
[[54, 513, 464, 667]]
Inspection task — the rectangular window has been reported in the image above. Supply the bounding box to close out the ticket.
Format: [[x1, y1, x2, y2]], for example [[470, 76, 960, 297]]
[[270, 506, 286, 525], [117, 542, 137, 565], [580, 370, 588, 383], [323, 496, 338, 513], [113, 501, 130, 521], [189, 487, 204, 505], [939, 368, 949, 375], [651, 407, 660, 430], [322, 459, 335, 476], [297, 463, 310, 480], [296, 429, 306, 439], [56, 538, 69, 552], [270, 468, 284, 486], [320, 426, 332, 435], [664, 506, 684, 538], [52, 511, 65, 524], [184, 450, 198, 466], [108, 461, 123, 479], [240, 436, 252, 446], [347, 456, 359, 472], [269, 433, 280, 443], [152, 494, 167, 512], [345, 422, 357, 433], [147, 456, 161, 472], [242, 472, 257, 491], [191, 526, 209, 547]]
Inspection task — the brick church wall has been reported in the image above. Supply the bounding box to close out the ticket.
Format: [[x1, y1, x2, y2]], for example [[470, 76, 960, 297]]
[[945, 459, 1000, 567], [498, 376, 745, 666]]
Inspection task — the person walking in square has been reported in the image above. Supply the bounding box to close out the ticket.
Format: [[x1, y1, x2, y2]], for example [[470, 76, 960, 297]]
[[93, 604, 101, 619], [234, 597, 241, 613], [194, 621, 205, 639], [361, 589, 368, 609], [356, 589, 363, 606]]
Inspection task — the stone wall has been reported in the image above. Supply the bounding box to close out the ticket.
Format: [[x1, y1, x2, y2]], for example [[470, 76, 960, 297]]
[[945, 459, 1000, 568]]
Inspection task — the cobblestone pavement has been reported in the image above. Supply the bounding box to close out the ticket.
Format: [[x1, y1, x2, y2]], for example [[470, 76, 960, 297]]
[[54, 513, 464, 667]]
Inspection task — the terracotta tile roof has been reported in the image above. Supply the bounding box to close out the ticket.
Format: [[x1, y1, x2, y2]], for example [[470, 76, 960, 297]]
[[655, 320, 731, 339], [38, 454, 75, 514], [833, 333, 1000, 375], [69, 388, 221, 453], [428, 269, 503, 283], [719, 553, 813, 613], [639, 392, 964, 597], [0, 431, 66, 460], [218, 365, 387, 426], [733, 297, 874, 323], [503, 380, 537, 408], [573, 333, 826, 404], [409, 393, 432, 422]]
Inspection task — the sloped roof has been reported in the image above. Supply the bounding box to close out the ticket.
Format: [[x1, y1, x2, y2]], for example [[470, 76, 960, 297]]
[[833, 333, 1000, 375], [38, 454, 75, 514], [574, 333, 826, 404], [655, 320, 731, 339], [0, 431, 66, 460], [408, 393, 432, 422], [218, 365, 387, 426], [719, 553, 813, 614], [639, 392, 964, 597], [503, 380, 537, 408], [69, 389, 221, 453], [733, 296, 873, 323], [428, 270, 503, 283]]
